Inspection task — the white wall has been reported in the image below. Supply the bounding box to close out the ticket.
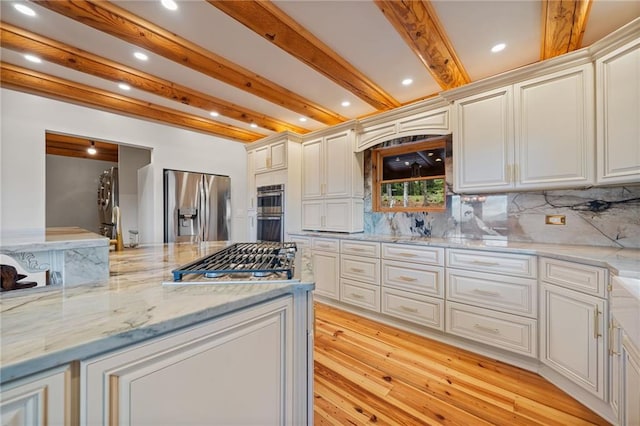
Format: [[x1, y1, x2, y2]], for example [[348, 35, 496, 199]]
[[119, 145, 151, 240], [46, 155, 118, 234], [1, 89, 248, 243]]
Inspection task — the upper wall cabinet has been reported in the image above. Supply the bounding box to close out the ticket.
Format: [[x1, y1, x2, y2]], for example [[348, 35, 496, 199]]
[[595, 37, 640, 185], [253, 139, 287, 173], [301, 122, 364, 232], [452, 64, 595, 193], [356, 99, 451, 152]]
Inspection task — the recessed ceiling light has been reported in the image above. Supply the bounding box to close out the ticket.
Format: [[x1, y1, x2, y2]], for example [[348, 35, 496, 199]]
[[299, 117, 307, 122], [161, 0, 178, 11], [87, 141, 97, 155], [435, 158, 442, 162], [14, 4, 36, 16], [118, 83, 131, 91], [209, 111, 219, 117], [250, 123, 258, 128], [133, 52, 148, 61], [491, 43, 506, 53], [341, 101, 350, 107], [24, 54, 42, 63], [401, 78, 413, 86]]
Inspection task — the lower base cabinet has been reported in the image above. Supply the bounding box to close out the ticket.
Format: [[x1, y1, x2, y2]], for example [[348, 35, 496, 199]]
[[540, 282, 607, 399], [621, 334, 640, 426], [81, 296, 305, 425], [0, 366, 71, 426]]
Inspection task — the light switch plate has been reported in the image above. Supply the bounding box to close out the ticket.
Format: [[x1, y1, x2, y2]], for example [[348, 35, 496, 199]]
[[545, 215, 566, 225]]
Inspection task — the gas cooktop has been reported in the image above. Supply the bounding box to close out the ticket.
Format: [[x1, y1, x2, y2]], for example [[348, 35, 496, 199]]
[[170, 242, 297, 283]]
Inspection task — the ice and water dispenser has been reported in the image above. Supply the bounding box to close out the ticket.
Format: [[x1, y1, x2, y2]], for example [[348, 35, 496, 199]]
[[178, 207, 198, 237]]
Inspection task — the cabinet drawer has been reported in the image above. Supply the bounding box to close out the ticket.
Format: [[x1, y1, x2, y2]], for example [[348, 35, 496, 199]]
[[382, 260, 444, 297], [340, 278, 380, 312], [382, 288, 444, 330], [341, 240, 381, 258], [312, 238, 339, 253], [341, 254, 380, 285], [382, 243, 444, 266], [539, 257, 607, 297], [446, 269, 537, 318], [446, 249, 537, 278], [446, 301, 537, 357]]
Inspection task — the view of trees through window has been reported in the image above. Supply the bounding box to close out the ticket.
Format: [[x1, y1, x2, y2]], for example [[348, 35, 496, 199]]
[[372, 136, 447, 212]]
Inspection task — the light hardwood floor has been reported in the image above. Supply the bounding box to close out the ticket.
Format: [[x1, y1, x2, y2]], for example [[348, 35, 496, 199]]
[[314, 303, 609, 425]]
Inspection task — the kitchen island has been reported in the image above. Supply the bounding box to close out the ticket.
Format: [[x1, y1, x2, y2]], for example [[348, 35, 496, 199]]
[[0, 242, 314, 425]]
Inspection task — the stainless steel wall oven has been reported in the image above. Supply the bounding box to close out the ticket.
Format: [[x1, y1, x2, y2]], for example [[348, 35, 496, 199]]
[[256, 184, 284, 242]]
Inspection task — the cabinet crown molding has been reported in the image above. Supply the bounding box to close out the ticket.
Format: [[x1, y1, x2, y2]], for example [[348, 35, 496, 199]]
[[356, 96, 450, 128], [300, 120, 357, 142], [244, 130, 303, 151], [589, 17, 640, 60]]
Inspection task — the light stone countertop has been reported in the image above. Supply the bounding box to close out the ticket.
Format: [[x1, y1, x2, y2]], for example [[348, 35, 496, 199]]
[[0, 226, 109, 251], [291, 232, 640, 278], [0, 242, 314, 384]]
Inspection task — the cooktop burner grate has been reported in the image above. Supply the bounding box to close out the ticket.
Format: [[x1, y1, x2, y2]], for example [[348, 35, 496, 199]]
[[171, 242, 297, 282]]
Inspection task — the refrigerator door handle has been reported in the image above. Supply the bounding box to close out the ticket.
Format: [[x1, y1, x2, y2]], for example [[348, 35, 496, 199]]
[[200, 177, 209, 241]]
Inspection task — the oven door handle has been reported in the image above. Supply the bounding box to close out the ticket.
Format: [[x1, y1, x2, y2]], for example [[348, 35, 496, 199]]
[[257, 191, 284, 197], [257, 216, 282, 220]]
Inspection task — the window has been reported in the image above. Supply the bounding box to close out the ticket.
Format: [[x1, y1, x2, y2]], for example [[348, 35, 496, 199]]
[[372, 137, 446, 212]]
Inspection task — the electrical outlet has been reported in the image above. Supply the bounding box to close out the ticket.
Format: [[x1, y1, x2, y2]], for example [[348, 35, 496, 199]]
[[545, 215, 566, 225]]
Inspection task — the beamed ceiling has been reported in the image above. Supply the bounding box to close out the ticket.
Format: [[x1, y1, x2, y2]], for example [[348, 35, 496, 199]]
[[1, 0, 639, 143]]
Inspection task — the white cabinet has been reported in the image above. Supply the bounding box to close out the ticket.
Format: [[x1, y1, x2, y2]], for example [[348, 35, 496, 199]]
[[595, 37, 640, 185], [81, 296, 307, 425], [253, 140, 286, 173], [0, 366, 70, 426], [621, 334, 640, 426], [339, 241, 381, 312], [301, 123, 364, 233], [445, 249, 538, 357], [453, 64, 594, 193], [540, 258, 608, 400], [381, 243, 445, 330], [310, 237, 340, 299]]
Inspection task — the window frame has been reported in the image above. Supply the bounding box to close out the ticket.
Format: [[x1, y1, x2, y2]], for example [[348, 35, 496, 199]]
[[371, 137, 447, 213]]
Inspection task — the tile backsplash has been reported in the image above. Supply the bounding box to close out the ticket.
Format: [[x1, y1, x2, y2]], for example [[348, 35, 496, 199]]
[[363, 136, 640, 248]]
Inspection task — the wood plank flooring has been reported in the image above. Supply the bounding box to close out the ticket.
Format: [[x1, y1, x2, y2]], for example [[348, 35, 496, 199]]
[[314, 303, 609, 425]]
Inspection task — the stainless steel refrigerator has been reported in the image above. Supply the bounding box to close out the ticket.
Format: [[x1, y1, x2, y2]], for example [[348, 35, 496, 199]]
[[164, 169, 231, 243]]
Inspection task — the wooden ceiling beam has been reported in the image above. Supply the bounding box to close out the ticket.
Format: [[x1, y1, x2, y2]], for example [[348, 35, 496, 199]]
[[374, 0, 470, 90], [32, 0, 346, 125], [0, 62, 266, 143], [540, 0, 593, 59], [0, 23, 308, 134], [208, 0, 400, 111]]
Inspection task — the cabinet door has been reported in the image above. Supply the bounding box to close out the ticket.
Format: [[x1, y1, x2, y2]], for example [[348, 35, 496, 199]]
[[324, 199, 351, 232], [269, 140, 287, 170], [247, 150, 256, 211], [312, 250, 339, 299], [301, 138, 323, 199], [609, 317, 622, 421], [324, 131, 352, 197], [0, 366, 69, 426], [596, 39, 640, 185], [253, 146, 270, 173], [83, 297, 296, 426], [454, 86, 514, 192], [301, 200, 323, 230], [622, 333, 640, 426], [514, 65, 594, 189], [540, 283, 606, 398]]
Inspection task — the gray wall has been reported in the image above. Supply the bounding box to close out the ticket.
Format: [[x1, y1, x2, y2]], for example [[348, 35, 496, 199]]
[[46, 155, 117, 234]]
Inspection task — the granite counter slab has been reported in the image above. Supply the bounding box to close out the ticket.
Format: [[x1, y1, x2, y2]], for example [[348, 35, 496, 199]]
[[0, 242, 314, 384], [291, 232, 640, 278]]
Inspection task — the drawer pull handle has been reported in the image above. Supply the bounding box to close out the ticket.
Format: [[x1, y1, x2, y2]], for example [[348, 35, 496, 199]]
[[351, 247, 366, 251], [400, 305, 418, 313], [350, 268, 364, 273], [472, 289, 500, 297], [594, 306, 601, 339], [350, 293, 364, 299], [397, 252, 417, 257], [317, 244, 332, 249], [471, 260, 500, 267], [473, 324, 500, 335], [609, 321, 620, 356], [399, 276, 417, 282]]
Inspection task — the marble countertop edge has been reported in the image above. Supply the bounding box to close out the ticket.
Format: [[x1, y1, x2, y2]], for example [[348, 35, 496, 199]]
[[0, 282, 313, 384]]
